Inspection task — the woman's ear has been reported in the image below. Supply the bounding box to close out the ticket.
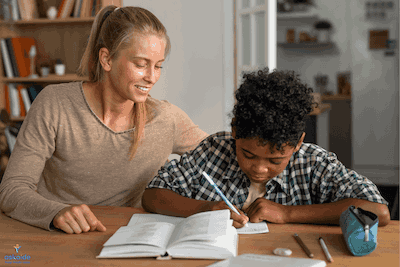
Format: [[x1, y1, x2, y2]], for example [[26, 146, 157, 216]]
[[99, 47, 112, 71]]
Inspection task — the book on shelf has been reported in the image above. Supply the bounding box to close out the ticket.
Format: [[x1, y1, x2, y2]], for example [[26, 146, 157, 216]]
[[16, 84, 27, 117], [4, 122, 22, 153], [17, 0, 28, 20], [10, 0, 21, 21], [0, 39, 14, 78], [5, 38, 20, 77], [73, 0, 83, 17], [91, 0, 98, 16], [101, 0, 122, 7], [80, 0, 93, 18], [20, 87, 31, 112], [0, 3, 12, 21], [7, 83, 21, 118], [4, 84, 12, 115], [17, 0, 39, 20], [5, 83, 29, 118], [59, 0, 76, 19], [4, 126, 17, 153], [97, 209, 238, 260], [27, 84, 44, 103], [9, 37, 36, 78]]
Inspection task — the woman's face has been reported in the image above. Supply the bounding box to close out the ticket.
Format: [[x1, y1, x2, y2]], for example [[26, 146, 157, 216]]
[[105, 34, 166, 104]]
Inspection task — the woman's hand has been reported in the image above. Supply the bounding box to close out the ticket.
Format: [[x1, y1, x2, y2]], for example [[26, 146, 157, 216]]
[[52, 204, 106, 234], [199, 201, 249, 228], [244, 198, 289, 224]]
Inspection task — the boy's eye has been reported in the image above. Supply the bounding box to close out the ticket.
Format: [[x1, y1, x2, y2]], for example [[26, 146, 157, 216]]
[[155, 65, 163, 69], [270, 160, 282, 165], [243, 152, 255, 159]]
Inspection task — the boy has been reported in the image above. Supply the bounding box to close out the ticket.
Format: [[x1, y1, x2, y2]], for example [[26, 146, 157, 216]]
[[142, 68, 390, 228]]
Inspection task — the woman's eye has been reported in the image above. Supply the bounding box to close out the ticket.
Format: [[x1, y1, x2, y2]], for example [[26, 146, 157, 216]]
[[155, 65, 163, 69]]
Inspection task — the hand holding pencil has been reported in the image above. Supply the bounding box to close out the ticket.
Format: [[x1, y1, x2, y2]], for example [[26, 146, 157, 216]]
[[202, 171, 249, 228]]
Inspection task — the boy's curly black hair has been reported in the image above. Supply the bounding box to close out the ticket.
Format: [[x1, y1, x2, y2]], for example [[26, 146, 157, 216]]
[[231, 68, 315, 152]]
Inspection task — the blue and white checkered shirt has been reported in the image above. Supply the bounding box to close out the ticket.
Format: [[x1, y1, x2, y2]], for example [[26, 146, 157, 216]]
[[147, 132, 388, 208]]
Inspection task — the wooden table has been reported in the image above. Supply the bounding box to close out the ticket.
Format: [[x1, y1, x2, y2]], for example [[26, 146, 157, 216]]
[[1, 206, 398, 266]]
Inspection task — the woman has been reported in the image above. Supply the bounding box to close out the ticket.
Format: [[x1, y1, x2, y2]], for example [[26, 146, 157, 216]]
[[0, 5, 207, 234]]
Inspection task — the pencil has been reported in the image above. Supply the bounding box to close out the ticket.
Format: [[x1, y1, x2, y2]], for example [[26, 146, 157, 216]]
[[202, 171, 248, 227], [319, 237, 334, 263], [293, 233, 314, 258]]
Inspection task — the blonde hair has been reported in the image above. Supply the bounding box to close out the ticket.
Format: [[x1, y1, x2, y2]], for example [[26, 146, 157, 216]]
[[77, 6, 171, 160]]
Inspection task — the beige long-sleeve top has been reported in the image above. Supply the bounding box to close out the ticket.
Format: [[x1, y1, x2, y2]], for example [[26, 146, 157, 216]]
[[0, 82, 208, 230]]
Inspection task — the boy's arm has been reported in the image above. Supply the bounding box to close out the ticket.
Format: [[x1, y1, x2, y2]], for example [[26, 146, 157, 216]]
[[142, 188, 248, 228], [245, 197, 390, 226], [142, 188, 209, 217]]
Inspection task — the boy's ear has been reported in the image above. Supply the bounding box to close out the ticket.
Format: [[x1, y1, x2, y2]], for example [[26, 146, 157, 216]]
[[294, 132, 305, 152], [231, 125, 236, 139]]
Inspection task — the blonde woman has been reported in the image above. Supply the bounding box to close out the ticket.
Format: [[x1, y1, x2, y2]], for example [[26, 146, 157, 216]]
[[0, 6, 207, 234]]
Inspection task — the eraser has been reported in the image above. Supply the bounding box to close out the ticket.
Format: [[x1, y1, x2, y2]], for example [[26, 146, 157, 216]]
[[273, 248, 292, 256]]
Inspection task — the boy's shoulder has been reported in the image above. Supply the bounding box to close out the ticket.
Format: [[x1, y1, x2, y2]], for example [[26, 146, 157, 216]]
[[194, 131, 235, 156], [295, 143, 336, 162], [201, 131, 234, 145]]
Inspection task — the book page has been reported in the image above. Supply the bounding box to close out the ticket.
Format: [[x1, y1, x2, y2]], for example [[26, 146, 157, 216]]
[[167, 225, 238, 259], [167, 210, 232, 247], [103, 222, 175, 249], [128, 213, 184, 226], [236, 222, 269, 234]]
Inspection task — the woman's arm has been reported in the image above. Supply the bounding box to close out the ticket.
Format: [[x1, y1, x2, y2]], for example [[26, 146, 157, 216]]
[[170, 104, 208, 155]]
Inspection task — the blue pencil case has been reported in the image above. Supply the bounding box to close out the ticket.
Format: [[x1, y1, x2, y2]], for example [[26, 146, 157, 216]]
[[339, 205, 379, 256]]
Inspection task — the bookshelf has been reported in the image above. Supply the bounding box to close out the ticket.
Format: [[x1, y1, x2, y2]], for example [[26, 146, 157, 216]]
[[0, 0, 122, 172], [0, 0, 122, 119]]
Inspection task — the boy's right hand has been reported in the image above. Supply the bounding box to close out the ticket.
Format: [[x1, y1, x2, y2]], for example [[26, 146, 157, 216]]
[[200, 201, 249, 228], [52, 204, 107, 234]]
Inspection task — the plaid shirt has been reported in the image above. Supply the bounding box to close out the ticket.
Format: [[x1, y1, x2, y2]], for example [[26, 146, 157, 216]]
[[147, 132, 388, 208]]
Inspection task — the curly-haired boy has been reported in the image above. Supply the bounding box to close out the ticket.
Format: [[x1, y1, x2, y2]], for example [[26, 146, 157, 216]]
[[142, 68, 390, 227]]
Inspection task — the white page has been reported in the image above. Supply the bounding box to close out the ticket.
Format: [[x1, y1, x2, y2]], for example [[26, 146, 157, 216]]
[[128, 212, 268, 235], [168, 225, 238, 259], [128, 213, 184, 226], [236, 221, 269, 234], [103, 222, 175, 249], [167, 210, 231, 247]]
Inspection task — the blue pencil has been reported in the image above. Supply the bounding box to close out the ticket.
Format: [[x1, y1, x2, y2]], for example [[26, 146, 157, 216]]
[[202, 171, 247, 227]]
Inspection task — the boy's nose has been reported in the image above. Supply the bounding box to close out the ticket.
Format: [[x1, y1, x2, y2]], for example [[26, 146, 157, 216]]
[[252, 164, 269, 174]]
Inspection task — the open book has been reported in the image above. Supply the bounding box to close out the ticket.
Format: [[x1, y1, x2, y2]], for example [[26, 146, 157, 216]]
[[97, 209, 238, 260], [126, 212, 268, 235]]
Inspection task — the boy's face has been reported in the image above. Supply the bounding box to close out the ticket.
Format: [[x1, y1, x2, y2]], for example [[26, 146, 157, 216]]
[[235, 134, 304, 184]]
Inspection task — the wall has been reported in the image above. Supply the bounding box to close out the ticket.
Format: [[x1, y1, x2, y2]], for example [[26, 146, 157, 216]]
[[277, 0, 399, 185], [123, 0, 227, 136]]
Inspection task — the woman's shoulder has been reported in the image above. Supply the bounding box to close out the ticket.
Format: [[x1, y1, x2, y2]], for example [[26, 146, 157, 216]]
[[147, 97, 186, 117], [36, 81, 82, 100]]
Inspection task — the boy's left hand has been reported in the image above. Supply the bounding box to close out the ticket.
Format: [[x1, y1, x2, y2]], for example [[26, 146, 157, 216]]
[[244, 198, 289, 224]]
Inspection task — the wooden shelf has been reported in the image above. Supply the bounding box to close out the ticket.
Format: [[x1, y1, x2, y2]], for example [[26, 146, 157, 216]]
[[278, 42, 334, 50], [322, 94, 352, 101], [277, 8, 319, 21], [0, 17, 95, 25], [1, 74, 88, 83], [309, 103, 331, 116]]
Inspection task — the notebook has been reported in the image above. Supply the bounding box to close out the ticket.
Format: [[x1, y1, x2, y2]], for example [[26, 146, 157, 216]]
[[207, 253, 326, 267]]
